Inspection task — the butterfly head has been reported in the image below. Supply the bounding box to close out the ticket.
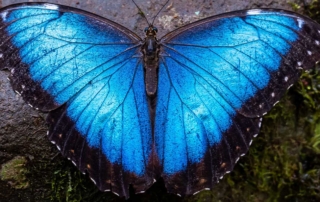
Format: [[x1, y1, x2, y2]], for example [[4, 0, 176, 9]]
[[144, 26, 158, 36]]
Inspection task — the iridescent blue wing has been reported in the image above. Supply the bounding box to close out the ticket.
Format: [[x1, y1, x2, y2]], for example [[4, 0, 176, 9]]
[[0, 3, 152, 198], [156, 9, 320, 195]]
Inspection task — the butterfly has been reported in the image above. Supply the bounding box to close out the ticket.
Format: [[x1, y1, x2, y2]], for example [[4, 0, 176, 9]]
[[0, 0, 319, 199]]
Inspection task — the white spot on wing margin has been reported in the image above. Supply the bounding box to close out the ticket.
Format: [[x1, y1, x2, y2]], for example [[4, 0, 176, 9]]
[[297, 18, 304, 28], [90, 177, 96, 185], [247, 9, 262, 15], [1, 11, 8, 21], [193, 190, 201, 195], [258, 118, 262, 128], [43, 4, 59, 10]]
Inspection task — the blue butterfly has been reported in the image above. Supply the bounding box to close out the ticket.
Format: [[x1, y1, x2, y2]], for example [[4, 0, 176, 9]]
[[0, 1, 319, 199]]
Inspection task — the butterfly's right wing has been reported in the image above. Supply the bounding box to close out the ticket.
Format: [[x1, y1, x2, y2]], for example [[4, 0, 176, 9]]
[[156, 9, 320, 196], [0, 3, 152, 198]]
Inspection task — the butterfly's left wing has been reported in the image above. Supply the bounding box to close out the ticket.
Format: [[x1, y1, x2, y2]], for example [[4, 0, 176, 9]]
[[156, 9, 320, 195], [0, 3, 153, 198]]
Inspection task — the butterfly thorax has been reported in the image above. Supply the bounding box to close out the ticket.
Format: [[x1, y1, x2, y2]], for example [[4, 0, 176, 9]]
[[142, 26, 160, 97]]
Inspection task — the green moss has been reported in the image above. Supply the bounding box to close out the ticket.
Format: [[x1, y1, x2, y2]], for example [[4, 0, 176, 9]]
[[49, 160, 120, 202], [304, 0, 320, 22], [0, 156, 29, 189]]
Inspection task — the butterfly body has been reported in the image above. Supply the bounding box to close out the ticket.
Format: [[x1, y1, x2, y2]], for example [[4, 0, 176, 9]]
[[0, 2, 320, 199], [142, 26, 160, 97]]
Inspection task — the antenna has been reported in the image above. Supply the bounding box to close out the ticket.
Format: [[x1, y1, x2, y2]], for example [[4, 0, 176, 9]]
[[151, 0, 170, 25], [132, 0, 151, 26], [132, 0, 170, 26]]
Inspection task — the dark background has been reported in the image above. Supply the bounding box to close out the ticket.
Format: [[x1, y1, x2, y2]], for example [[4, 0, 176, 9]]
[[0, 0, 319, 202]]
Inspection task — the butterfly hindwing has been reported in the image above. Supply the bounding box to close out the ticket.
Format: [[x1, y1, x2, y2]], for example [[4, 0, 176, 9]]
[[0, 3, 153, 197], [156, 9, 320, 195]]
